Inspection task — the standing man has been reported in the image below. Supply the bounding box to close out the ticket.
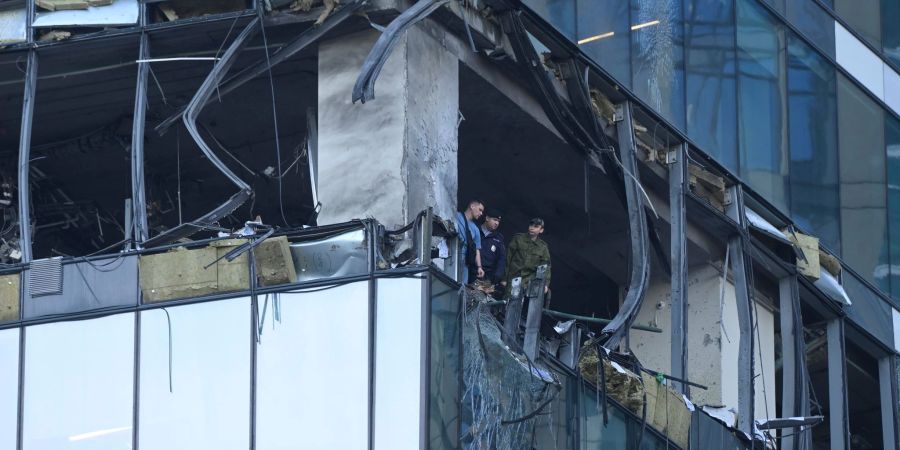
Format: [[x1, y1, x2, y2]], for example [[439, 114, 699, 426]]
[[456, 199, 485, 284], [504, 217, 551, 293], [479, 208, 507, 287]]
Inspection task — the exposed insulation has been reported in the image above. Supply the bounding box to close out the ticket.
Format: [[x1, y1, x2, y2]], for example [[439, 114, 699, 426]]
[[0, 273, 19, 322]]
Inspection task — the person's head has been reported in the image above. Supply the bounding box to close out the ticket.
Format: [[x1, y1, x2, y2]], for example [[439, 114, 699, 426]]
[[483, 208, 502, 231], [464, 200, 484, 220], [527, 217, 544, 239]]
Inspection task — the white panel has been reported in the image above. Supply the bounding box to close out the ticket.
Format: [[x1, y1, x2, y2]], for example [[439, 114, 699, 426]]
[[835, 22, 885, 99], [374, 278, 424, 450], [893, 308, 900, 352], [0, 8, 25, 44], [256, 286, 369, 450], [884, 64, 900, 115], [33, 0, 138, 28], [0, 329, 19, 450]]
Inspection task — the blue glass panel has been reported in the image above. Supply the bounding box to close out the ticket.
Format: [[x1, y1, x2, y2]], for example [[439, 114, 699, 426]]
[[736, 0, 789, 212], [887, 116, 900, 297], [885, 0, 900, 67], [430, 277, 461, 450], [835, 0, 881, 48], [522, 0, 576, 40], [786, 0, 836, 58], [577, 0, 631, 86], [631, 0, 686, 129], [787, 35, 840, 252], [685, 0, 737, 171], [580, 385, 628, 448], [837, 74, 889, 290]]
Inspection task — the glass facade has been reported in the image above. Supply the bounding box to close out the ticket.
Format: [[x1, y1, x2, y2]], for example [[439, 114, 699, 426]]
[[23, 314, 134, 450], [429, 277, 461, 450], [0, 329, 18, 450], [685, 0, 738, 171], [524, 0, 900, 294], [888, 115, 900, 297], [139, 299, 250, 450]]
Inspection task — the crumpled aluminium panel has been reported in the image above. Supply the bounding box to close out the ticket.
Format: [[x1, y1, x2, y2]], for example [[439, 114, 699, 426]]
[[289, 229, 368, 282]]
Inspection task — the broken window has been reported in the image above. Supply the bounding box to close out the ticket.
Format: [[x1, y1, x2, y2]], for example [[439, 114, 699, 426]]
[[28, 35, 139, 259], [142, 19, 318, 245], [34, 0, 139, 41], [845, 339, 885, 450], [0, 51, 23, 264]]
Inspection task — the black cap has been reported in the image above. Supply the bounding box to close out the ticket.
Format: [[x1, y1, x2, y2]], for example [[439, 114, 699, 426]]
[[529, 217, 544, 227], [484, 208, 502, 219]]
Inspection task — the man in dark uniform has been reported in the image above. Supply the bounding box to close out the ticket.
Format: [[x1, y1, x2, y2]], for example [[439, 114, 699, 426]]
[[478, 208, 507, 287], [503, 217, 551, 294]]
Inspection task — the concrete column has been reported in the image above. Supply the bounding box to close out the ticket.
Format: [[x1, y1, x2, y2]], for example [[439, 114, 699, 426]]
[[317, 25, 459, 229]]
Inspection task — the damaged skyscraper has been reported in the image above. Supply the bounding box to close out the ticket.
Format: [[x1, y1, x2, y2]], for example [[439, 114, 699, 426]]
[[0, 0, 898, 448]]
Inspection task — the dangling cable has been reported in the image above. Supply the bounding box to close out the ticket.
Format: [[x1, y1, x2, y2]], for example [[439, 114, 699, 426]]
[[258, 6, 290, 227]]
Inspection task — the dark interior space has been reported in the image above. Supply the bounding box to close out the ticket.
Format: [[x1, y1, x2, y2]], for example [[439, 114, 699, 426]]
[[457, 64, 625, 326], [0, 51, 25, 263], [8, 17, 321, 259], [846, 339, 884, 450], [802, 301, 831, 449], [143, 20, 318, 241], [28, 36, 140, 259]]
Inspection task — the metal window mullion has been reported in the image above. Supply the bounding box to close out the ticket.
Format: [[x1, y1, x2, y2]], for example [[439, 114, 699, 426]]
[[131, 32, 150, 246], [670, 143, 688, 396], [248, 248, 258, 450], [17, 50, 37, 264], [826, 317, 850, 450], [778, 274, 807, 450], [131, 311, 141, 450], [878, 356, 896, 450], [419, 274, 431, 450], [725, 185, 755, 436], [368, 276, 376, 450]]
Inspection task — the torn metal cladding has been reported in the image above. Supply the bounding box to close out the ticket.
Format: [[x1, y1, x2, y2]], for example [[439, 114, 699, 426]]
[[351, 0, 449, 104], [155, 0, 367, 135], [144, 18, 261, 248], [602, 102, 650, 351]]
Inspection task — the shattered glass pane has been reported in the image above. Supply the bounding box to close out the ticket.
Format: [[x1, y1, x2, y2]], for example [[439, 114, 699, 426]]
[[631, 0, 686, 129]]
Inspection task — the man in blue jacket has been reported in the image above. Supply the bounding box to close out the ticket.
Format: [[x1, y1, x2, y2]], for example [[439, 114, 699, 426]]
[[456, 199, 484, 284]]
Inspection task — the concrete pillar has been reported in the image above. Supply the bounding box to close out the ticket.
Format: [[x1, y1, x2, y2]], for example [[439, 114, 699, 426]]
[[317, 25, 459, 229]]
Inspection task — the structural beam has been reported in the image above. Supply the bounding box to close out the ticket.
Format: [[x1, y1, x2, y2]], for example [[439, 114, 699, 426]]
[[602, 101, 650, 351], [879, 356, 896, 450], [669, 143, 688, 395], [724, 185, 754, 435], [17, 50, 37, 263], [779, 274, 810, 450], [827, 318, 849, 450]]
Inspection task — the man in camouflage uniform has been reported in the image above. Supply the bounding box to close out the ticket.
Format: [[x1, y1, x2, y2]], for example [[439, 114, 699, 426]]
[[503, 217, 551, 294]]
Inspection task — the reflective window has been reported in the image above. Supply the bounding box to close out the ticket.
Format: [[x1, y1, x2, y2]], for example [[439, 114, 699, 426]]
[[429, 277, 461, 449], [533, 370, 573, 449], [685, 0, 738, 171], [257, 284, 370, 450], [837, 74, 889, 290], [580, 385, 628, 448], [374, 278, 423, 450], [786, 0, 836, 58], [577, 0, 632, 86], [885, 0, 900, 66], [787, 35, 841, 252], [23, 314, 134, 450], [139, 299, 250, 450], [737, 0, 789, 212], [887, 115, 900, 297], [835, 0, 882, 48], [631, 0, 686, 129], [522, 0, 576, 40], [1, 328, 18, 450]]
